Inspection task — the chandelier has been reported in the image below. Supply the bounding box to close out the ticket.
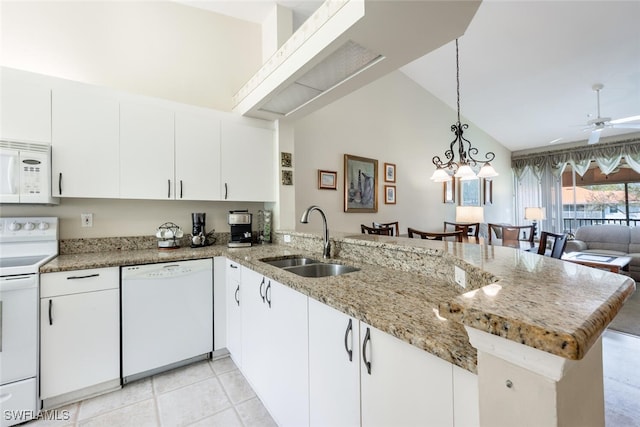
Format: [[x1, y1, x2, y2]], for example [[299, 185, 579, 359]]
[[430, 39, 498, 182]]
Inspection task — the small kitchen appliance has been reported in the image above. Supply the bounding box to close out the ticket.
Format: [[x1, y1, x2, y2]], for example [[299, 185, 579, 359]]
[[191, 213, 206, 247], [228, 210, 252, 248]]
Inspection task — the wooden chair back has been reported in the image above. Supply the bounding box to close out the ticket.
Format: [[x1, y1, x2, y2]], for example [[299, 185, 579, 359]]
[[443, 221, 480, 238], [373, 221, 400, 237], [407, 227, 464, 242], [488, 224, 535, 248], [361, 224, 393, 235], [538, 231, 568, 259]]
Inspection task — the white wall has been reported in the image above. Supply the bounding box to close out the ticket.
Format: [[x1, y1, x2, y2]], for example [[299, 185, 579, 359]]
[[0, 0, 261, 111], [291, 71, 513, 235]]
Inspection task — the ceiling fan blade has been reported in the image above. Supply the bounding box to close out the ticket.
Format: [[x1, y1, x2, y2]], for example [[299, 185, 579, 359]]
[[610, 123, 640, 129], [610, 115, 640, 124], [588, 129, 602, 144]]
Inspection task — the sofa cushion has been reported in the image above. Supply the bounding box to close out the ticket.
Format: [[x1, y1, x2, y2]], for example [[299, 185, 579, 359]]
[[629, 228, 640, 253], [575, 225, 630, 253]]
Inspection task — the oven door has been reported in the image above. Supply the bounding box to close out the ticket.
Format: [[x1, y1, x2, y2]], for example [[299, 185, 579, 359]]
[[0, 274, 38, 385]]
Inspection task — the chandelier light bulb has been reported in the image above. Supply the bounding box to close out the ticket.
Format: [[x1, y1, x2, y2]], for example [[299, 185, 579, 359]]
[[430, 167, 451, 182], [454, 164, 477, 180], [477, 162, 499, 178]]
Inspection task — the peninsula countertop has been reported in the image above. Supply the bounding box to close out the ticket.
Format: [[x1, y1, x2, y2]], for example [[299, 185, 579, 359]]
[[40, 231, 636, 373]]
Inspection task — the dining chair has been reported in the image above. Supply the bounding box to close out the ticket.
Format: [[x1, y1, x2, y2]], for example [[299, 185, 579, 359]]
[[443, 221, 480, 239], [488, 224, 535, 248], [361, 224, 394, 235], [407, 227, 464, 242], [373, 221, 400, 237], [537, 231, 568, 259]]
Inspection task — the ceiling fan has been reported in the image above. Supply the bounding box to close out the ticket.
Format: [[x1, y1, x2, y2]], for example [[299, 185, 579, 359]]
[[585, 83, 640, 144]]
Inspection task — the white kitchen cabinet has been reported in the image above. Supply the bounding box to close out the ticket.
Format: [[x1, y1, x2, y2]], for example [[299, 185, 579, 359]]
[[240, 267, 309, 427], [1, 67, 51, 144], [226, 259, 242, 365], [51, 83, 119, 198], [308, 298, 361, 427], [120, 100, 175, 199], [39, 268, 119, 402], [360, 322, 454, 427], [175, 108, 221, 200], [221, 121, 275, 202]]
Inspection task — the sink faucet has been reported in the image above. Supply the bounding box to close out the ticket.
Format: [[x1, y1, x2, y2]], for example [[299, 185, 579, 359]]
[[300, 205, 331, 259]]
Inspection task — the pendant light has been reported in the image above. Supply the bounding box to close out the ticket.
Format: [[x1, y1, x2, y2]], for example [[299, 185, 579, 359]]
[[430, 39, 498, 182]]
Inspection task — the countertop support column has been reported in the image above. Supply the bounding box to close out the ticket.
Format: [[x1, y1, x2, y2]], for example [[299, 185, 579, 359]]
[[465, 327, 604, 427]]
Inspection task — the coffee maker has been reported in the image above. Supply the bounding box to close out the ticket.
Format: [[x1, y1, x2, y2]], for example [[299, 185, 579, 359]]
[[191, 212, 207, 247], [228, 210, 252, 247]]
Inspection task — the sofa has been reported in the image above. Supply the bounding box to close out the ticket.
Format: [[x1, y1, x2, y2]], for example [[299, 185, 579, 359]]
[[565, 224, 640, 281]]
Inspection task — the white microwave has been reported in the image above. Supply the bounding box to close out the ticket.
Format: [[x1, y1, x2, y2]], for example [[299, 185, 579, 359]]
[[0, 141, 58, 204]]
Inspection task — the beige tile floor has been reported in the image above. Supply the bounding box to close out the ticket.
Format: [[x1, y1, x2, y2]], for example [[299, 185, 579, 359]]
[[26, 330, 640, 426], [27, 357, 276, 427]]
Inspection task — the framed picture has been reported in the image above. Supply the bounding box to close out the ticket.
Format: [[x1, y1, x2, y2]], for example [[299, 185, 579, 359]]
[[281, 152, 292, 168], [443, 178, 455, 203], [281, 170, 293, 186], [384, 163, 396, 183], [483, 178, 493, 205], [458, 178, 481, 206], [384, 185, 396, 204], [318, 170, 337, 190], [344, 154, 378, 213]]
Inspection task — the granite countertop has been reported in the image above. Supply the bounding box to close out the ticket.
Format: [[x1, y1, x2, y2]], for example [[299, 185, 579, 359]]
[[41, 232, 636, 373]]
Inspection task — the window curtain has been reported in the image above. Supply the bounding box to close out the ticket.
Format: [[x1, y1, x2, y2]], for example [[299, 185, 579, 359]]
[[512, 137, 640, 233]]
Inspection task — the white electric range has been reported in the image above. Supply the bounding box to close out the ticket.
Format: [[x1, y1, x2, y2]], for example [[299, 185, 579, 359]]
[[0, 217, 58, 427]]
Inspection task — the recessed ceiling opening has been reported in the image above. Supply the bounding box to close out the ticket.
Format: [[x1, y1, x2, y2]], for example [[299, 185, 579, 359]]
[[259, 40, 384, 116]]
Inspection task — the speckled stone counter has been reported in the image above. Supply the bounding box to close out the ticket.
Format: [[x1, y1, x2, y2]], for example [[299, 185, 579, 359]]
[[41, 230, 636, 374]]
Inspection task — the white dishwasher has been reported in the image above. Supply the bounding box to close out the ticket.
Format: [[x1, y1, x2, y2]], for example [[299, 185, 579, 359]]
[[122, 258, 213, 383]]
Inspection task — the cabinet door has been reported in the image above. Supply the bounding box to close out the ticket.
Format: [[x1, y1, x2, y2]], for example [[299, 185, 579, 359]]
[[175, 109, 221, 200], [360, 323, 454, 427], [265, 279, 309, 427], [226, 259, 242, 365], [52, 85, 119, 198], [40, 289, 120, 399], [240, 267, 271, 398], [120, 101, 175, 199], [309, 298, 360, 427], [1, 68, 51, 144], [221, 121, 275, 201]]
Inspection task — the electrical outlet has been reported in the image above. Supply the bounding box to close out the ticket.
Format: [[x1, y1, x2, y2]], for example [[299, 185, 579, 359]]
[[284, 234, 291, 243], [454, 266, 466, 288], [81, 213, 93, 227]]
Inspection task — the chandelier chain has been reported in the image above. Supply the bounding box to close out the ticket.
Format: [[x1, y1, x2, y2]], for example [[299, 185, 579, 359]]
[[456, 39, 461, 124]]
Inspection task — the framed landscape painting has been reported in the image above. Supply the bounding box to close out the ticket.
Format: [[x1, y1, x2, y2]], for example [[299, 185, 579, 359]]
[[344, 154, 378, 213]]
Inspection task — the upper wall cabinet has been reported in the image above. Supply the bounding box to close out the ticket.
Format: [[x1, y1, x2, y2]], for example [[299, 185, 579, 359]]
[[119, 100, 175, 200], [221, 121, 275, 202], [175, 108, 221, 201], [1, 68, 51, 144], [52, 84, 120, 198]]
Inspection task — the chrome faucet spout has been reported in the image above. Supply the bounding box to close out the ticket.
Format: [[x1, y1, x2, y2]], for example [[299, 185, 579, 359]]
[[300, 205, 331, 258]]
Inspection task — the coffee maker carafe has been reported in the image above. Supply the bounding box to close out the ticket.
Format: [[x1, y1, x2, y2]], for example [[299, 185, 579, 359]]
[[191, 213, 207, 247], [228, 210, 252, 248]]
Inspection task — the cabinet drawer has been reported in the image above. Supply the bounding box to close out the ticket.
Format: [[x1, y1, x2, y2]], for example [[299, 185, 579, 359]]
[[41, 267, 119, 297]]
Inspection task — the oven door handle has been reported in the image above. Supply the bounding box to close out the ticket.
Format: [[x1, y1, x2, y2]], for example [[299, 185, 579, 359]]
[[0, 275, 37, 292]]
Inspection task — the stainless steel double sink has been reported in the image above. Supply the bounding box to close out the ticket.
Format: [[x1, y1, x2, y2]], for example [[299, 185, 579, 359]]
[[260, 256, 360, 278]]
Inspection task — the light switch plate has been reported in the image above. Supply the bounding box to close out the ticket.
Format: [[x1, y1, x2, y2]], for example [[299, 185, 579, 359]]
[[454, 266, 466, 288]]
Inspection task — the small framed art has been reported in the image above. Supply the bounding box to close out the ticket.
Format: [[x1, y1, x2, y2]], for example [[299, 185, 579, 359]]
[[384, 163, 396, 183], [384, 185, 396, 204], [318, 170, 337, 190]]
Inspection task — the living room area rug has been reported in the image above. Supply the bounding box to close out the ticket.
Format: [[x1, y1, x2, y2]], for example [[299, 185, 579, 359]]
[[608, 284, 640, 337]]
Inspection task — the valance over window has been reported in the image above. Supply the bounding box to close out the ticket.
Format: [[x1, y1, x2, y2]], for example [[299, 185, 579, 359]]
[[512, 138, 640, 178]]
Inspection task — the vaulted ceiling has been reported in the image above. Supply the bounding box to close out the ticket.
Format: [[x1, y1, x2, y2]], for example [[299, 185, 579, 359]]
[[176, 0, 640, 152]]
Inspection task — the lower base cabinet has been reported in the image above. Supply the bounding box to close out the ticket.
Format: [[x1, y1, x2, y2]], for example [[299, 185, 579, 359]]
[[233, 264, 478, 427], [240, 267, 309, 427], [40, 268, 119, 401]]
